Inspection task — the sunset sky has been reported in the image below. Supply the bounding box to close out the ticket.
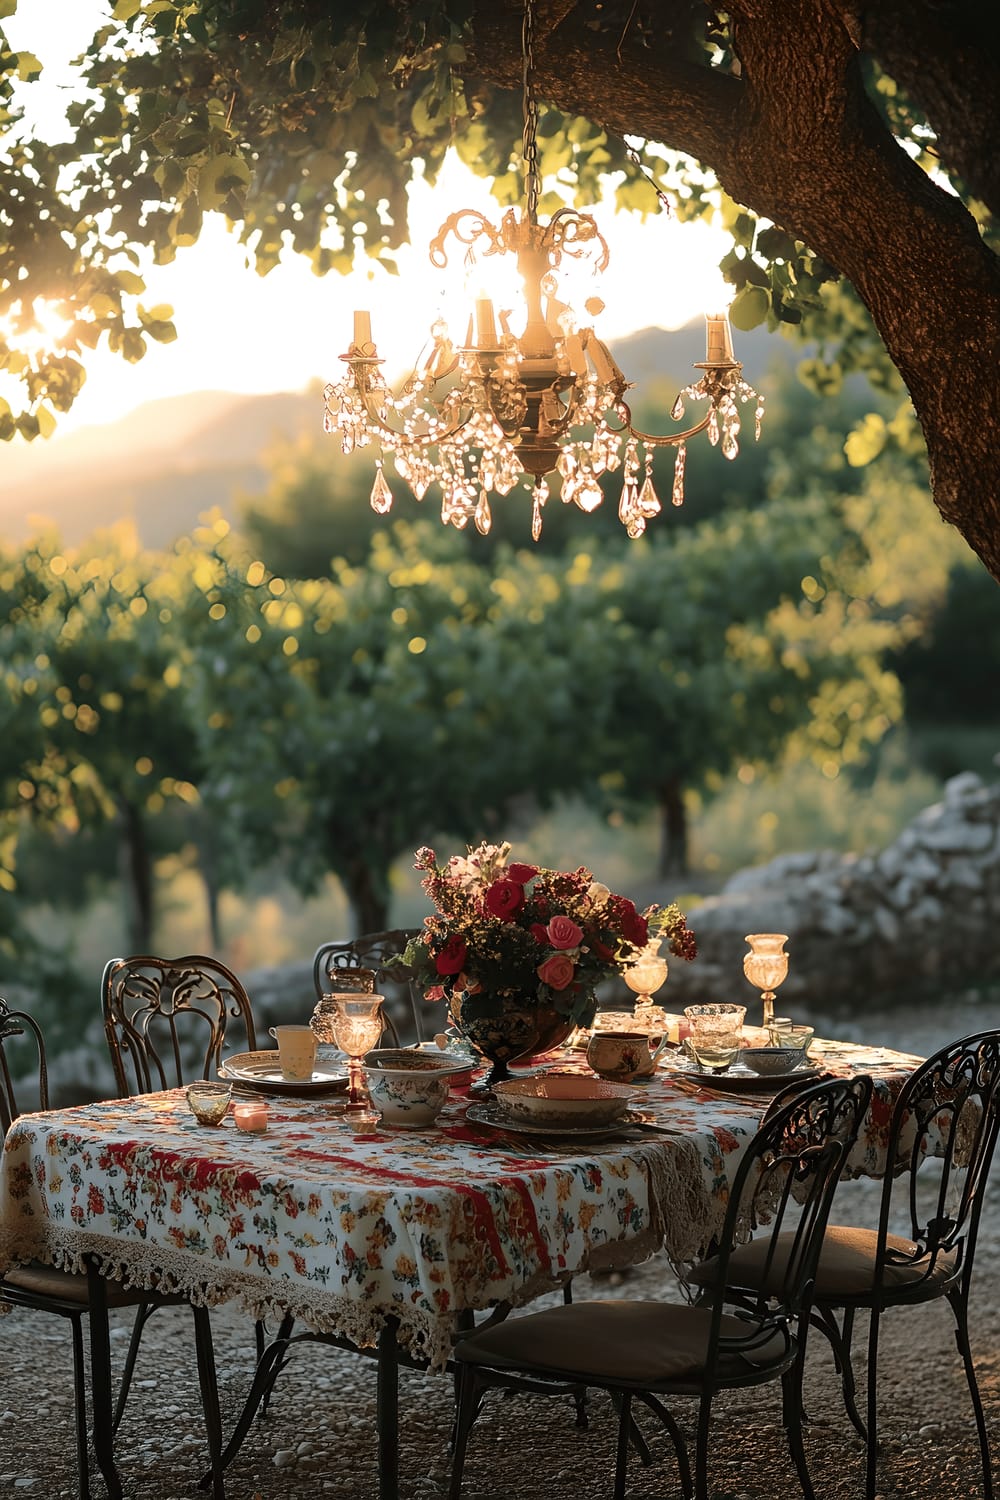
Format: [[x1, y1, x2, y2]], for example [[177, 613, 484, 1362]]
[[5, 0, 732, 438]]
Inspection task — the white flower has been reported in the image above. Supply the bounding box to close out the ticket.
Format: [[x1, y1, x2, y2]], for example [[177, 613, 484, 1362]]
[[586, 880, 611, 906]]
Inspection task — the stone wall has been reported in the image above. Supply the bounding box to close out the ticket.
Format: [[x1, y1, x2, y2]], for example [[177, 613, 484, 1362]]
[[662, 771, 1000, 1019]]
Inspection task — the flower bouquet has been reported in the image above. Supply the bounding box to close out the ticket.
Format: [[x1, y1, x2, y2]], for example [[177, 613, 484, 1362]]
[[397, 842, 696, 1083]]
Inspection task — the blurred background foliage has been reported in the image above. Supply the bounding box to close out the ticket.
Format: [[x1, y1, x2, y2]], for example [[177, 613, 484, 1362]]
[[1, 352, 997, 1043]]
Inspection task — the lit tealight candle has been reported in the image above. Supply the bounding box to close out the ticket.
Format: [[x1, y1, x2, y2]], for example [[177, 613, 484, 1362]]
[[233, 1101, 269, 1133]]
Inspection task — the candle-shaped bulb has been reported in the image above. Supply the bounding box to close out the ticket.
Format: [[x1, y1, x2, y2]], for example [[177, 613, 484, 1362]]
[[475, 297, 498, 349], [705, 311, 736, 365], [353, 310, 373, 351]]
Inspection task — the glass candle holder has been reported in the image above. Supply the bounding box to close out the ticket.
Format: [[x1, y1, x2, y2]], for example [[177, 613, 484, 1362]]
[[743, 933, 789, 1028], [186, 1081, 232, 1126]]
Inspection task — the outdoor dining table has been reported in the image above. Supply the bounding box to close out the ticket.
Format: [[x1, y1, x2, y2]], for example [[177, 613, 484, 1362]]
[[0, 1036, 928, 1499]]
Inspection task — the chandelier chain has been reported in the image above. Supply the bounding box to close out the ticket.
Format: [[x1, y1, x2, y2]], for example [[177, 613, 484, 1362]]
[[522, 0, 540, 224]]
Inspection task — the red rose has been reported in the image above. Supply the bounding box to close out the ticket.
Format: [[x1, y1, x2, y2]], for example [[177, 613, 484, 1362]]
[[530, 923, 550, 945], [590, 937, 615, 962], [546, 915, 584, 950], [484, 879, 525, 921], [506, 862, 538, 884], [619, 900, 648, 947], [435, 936, 467, 974], [537, 953, 576, 991]]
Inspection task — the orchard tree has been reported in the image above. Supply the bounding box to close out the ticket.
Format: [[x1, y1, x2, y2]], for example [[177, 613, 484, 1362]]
[[2, 2, 998, 576]]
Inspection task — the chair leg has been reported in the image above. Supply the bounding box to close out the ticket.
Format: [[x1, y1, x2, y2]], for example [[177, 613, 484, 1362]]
[[782, 1344, 816, 1500], [613, 1391, 632, 1500], [449, 1365, 480, 1500], [639, 1393, 692, 1500], [948, 1286, 994, 1500], [610, 1391, 651, 1466], [864, 1306, 883, 1500], [112, 1301, 157, 1431], [694, 1394, 713, 1500], [257, 1313, 295, 1417], [815, 1304, 867, 1442], [192, 1304, 225, 1500], [70, 1311, 92, 1500]]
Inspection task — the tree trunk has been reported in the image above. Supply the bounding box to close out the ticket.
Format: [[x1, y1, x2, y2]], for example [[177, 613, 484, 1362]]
[[339, 851, 391, 936], [657, 776, 689, 879], [197, 833, 223, 953], [118, 798, 153, 953]]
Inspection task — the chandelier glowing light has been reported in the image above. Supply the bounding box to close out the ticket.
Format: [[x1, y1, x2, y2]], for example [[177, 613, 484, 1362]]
[[323, 2, 763, 540]]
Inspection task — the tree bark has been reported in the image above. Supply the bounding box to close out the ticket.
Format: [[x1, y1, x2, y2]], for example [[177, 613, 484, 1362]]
[[657, 774, 689, 878], [337, 849, 391, 936], [466, 1, 1000, 582]]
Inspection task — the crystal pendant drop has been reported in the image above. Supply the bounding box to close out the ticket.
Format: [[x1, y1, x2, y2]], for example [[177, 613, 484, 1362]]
[[575, 474, 603, 513], [672, 444, 686, 506], [531, 497, 543, 541], [626, 513, 646, 539], [722, 428, 739, 460], [638, 475, 661, 518], [370, 462, 394, 515], [755, 399, 765, 440], [708, 408, 720, 447], [671, 391, 685, 421], [474, 491, 492, 536], [618, 476, 639, 525]]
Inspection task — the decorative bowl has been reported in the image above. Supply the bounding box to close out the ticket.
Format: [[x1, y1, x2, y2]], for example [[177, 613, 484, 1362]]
[[492, 1074, 634, 1127], [741, 1046, 805, 1076], [361, 1049, 456, 1128]]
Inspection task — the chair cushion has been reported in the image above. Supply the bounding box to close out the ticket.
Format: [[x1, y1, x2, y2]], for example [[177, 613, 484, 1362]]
[[453, 1300, 789, 1384], [689, 1225, 959, 1299], [2, 1261, 165, 1308]]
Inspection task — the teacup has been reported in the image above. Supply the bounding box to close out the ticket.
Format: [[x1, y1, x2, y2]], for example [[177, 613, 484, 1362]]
[[587, 1031, 651, 1083], [268, 1024, 318, 1082]]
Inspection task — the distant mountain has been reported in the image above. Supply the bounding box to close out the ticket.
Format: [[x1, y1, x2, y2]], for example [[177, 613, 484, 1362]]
[[0, 322, 792, 548]]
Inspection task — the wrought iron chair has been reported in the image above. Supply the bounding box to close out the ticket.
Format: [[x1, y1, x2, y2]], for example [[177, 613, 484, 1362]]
[[102, 953, 265, 1456], [448, 1073, 873, 1500], [0, 996, 225, 1500], [709, 1029, 1000, 1500], [312, 929, 427, 1046], [102, 952, 257, 1095]]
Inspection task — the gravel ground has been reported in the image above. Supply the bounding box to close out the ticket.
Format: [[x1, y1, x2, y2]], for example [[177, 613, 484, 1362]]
[[3, 999, 999, 1500]]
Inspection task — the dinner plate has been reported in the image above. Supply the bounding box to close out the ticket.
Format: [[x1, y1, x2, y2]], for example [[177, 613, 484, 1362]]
[[667, 1059, 818, 1092], [465, 1101, 646, 1139], [220, 1050, 349, 1096]]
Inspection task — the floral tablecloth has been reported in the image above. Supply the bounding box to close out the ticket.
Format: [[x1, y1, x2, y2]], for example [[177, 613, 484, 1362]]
[[0, 1040, 924, 1370]]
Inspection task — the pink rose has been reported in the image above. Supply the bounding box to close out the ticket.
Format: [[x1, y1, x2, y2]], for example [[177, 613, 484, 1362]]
[[546, 915, 583, 951], [484, 879, 525, 921], [537, 953, 576, 991]]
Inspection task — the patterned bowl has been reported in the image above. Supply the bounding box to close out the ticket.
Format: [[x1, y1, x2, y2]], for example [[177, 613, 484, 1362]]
[[493, 1074, 634, 1127], [741, 1046, 805, 1076], [362, 1049, 461, 1128]]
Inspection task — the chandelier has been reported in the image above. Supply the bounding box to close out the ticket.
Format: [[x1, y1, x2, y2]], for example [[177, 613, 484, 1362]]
[[323, 2, 763, 540]]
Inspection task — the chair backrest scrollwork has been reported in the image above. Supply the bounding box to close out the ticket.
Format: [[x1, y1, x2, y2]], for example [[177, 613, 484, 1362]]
[[312, 930, 425, 1045], [0, 997, 48, 1133], [102, 954, 257, 1097]]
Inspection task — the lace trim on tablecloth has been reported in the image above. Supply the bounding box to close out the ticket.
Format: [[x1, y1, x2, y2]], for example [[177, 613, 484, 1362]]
[[0, 1223, 465, 1370]]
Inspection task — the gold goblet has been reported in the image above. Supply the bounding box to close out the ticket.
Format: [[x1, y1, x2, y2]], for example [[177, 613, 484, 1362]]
[[328, 993, 386, 1119], [743, 933, 789, 1029]]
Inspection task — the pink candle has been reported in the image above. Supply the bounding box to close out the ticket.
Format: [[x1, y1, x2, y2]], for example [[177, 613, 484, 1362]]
[[233, 1101, 269, 1133]]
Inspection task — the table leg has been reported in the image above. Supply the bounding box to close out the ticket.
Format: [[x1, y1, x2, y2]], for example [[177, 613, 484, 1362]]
[[85, 1258, 124, 1500], [376, 1319, 400, 1500]]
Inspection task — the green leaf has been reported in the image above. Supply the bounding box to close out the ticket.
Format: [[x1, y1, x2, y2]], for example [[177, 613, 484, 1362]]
[[844, 412, 887, 467], [15, 51, 42, 81], [35, 404, 57, 438], [112, 0, 143, 17], [0, 1, 18, 19], [729, 285, 770, 331]]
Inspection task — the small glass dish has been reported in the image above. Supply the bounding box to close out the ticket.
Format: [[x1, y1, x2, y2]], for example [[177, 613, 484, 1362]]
[[186, 1081, 233, 1126]]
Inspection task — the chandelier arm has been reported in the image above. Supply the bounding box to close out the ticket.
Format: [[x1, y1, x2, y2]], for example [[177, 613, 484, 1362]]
[[613, 402, 717, 447], [351, 396, 476, 453], [428, 209, 506, 268]]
